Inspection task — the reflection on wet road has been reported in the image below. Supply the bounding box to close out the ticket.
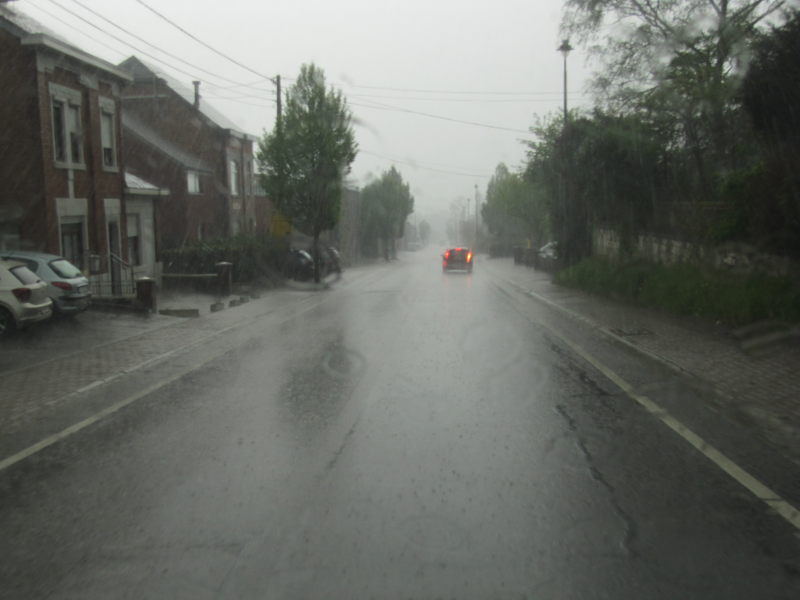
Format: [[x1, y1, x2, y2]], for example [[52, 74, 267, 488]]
[[1, 249, 798, 599]]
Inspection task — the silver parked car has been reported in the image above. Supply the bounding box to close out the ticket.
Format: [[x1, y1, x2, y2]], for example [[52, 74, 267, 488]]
[[0, 258, 53, 337], [0, 251, 90, 315]]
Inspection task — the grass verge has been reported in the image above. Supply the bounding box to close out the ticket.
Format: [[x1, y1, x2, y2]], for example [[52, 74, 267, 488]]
[[554, 257, 800, 325]]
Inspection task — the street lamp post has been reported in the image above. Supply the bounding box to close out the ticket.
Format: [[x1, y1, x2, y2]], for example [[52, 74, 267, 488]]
[[474, 184, 479, 250], [557, 39, 573, 125]]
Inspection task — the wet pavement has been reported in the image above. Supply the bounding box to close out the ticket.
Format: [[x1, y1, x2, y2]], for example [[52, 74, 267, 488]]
[[1, 249, 799, 599]]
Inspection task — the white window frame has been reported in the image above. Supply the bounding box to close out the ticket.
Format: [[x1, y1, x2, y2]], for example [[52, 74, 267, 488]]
[[229, 159, 239, 197], [49, 83, 84, 169], [187, 171, 202, 194], [99, 97, 117, 171]]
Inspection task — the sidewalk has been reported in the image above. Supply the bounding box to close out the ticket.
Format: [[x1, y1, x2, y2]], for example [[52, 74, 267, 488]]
[[486, 257, 800, 465], [0, 265, 382, 451]]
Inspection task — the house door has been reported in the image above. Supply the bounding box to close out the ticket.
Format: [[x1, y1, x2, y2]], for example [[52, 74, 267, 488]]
[[108, 220, 121, 295]]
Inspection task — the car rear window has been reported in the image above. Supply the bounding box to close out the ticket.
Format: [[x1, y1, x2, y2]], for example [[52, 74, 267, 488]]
[[10, 265, 39, 285], [49, 259, 83, 279]]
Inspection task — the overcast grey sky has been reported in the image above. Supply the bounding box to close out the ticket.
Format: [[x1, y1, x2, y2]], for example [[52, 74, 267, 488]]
[[15, 0, 591, 218]]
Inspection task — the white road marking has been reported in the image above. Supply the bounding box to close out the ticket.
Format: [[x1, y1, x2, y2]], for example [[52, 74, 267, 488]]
[[498, 280, 800, 530], [0, 295, 326, 473], [0, 350, 225, 472]]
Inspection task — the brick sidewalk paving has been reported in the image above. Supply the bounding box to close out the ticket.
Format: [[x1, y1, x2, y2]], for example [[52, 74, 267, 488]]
[[485, 257, 800, 461], [0, 288, 314, 434]]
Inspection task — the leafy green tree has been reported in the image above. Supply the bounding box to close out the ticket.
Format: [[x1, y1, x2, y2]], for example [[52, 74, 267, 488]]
[[418, 219, 432, 245], [524, 111, 668, 263], [482, 163, 549, 252], [563, 0, 787, 182], [359, 167, 415, 260], [257, 63, 357, 281], [734, 9, 800, 255]]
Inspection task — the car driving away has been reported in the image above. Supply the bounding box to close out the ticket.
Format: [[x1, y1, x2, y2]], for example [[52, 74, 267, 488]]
[[442, 247, 473, 273]]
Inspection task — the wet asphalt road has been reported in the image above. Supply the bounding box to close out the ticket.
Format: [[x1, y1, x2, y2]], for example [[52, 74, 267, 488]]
[[1, 250, 799, 599]]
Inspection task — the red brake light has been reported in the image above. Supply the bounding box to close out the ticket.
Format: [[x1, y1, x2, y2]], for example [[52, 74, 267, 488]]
[[444, 250, 450, 259], [52, 281, 72, 291], [12, 287, 31, 302]]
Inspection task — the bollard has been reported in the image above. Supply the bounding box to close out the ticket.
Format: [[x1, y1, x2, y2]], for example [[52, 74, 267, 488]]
[[135, 276, 157, 312], [215, 261, 233, 298]]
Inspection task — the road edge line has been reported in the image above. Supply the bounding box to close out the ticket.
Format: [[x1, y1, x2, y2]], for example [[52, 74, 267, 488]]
[[0, 349, 226, 472], [0, 296, 326, 473], [496, 280, 800, 531]]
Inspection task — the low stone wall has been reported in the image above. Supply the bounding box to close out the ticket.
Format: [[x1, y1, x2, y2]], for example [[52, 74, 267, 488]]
[[592, 228, 798, 277]]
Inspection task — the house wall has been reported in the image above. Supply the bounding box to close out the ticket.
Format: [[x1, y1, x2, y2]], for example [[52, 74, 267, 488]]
[[37, 62, 126, 263], [121, 129, 225, 247], [122, 76, 259, 246], [0, 30, 44, 250], [0, 30, 127, 275], [123, 81, 238, 246]]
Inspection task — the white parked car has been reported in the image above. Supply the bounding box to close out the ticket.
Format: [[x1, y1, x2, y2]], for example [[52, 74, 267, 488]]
[[0, 251, 90, 315], [0, 258, 53, 337]]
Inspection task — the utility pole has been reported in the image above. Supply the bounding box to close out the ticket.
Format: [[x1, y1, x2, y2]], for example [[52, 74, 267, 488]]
[[275, 74, 282, 123], [557, 39, 573, 126], [474, 184, 479, 250]]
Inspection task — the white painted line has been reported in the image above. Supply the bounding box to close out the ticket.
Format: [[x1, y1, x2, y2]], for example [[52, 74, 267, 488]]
[[500, 275, 694, 378], [0, 295, 327, 473], [0, 349, 226, 473], [512, 288, 800, 530]]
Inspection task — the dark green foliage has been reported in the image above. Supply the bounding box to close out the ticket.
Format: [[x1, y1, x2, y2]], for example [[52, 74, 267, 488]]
[[525, 112, 665, 263], [358, 167, 414, 259], [257, 63, 357, 281], [482, 163, 549, 250], [741, 10, 800, 148], [737, 10, 800, 257], [161, 234, 288, 283], [556, 257, 800, 324]]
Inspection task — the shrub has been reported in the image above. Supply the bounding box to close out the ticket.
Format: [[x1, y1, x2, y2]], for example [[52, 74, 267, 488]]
[[555, 257, 800, 325]]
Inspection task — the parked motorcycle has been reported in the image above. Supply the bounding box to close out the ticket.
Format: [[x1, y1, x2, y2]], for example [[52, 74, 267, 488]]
[[284, 248, 314, 282]]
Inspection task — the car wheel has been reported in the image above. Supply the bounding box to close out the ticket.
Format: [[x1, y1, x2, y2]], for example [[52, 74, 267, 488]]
[[0, 307, 15, 337]]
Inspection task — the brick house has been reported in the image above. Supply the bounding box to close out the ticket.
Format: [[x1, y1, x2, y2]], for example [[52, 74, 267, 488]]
[[0, 4, 141, 294], [118, 56, 264, 249]]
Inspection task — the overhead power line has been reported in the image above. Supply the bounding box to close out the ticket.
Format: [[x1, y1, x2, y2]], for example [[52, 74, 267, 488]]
[[133, 0, 275, 84], [349, 98, 532, 135], [339, 82, 578, 96], [349, 92, 585, 103], [41, 0, 240, 90], [360, 150, 491, 178], [66, 0, 269, 90], [26, 1, 273, 109]]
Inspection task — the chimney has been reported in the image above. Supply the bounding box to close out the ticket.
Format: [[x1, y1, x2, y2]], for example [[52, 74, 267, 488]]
[[192, 81, 201, 109]]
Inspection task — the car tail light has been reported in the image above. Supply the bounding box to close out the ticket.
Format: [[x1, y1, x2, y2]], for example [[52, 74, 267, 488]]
[[52, 281, 72, 291], [444, 250, 450, 259], [12, 287, 31, 302], [467, 252, 472, 262]]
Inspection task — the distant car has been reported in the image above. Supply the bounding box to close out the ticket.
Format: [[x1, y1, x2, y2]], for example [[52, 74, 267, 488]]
[[0, 258, 53, 337], [0, 251, 90, 315], [442, 247, 473, 273]]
